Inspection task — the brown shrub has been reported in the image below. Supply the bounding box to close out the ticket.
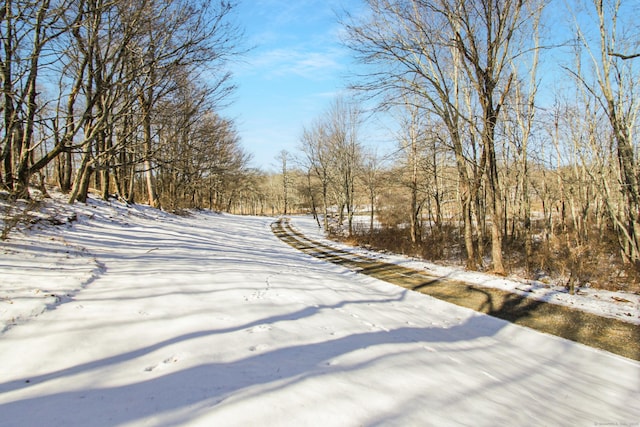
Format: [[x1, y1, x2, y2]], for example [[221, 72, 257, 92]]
[[337, 222, 640, 294]]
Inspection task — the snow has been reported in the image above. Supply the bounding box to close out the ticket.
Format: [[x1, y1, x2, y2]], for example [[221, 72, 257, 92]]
[[0, 194, 639, 427]]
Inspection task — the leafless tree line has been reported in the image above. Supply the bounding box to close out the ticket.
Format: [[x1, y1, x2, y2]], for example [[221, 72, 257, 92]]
[[279, 0, 639, 285], [1, 0, 248, 210]]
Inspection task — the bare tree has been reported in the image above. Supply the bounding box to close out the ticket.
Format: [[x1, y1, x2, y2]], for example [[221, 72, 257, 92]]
[[395, 98, 427, 244], [300, 119, 332, 232], [359, 147, 384, 236], [569, 0, 640, 267], [326, 96, 362, 236], [276, 150, 291, 215], [1, 0, 68, 198], [504, 7, 542, 271]]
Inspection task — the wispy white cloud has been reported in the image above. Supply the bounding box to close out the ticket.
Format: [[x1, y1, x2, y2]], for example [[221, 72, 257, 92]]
[[240, 46, 347, 80], [236, 0, 352, 79], [251, 0, 341, 28], [227, 0, 359, 168]]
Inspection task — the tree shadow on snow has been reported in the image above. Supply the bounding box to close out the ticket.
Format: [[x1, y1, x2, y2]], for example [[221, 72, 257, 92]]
[[0, 293, 511, 426]]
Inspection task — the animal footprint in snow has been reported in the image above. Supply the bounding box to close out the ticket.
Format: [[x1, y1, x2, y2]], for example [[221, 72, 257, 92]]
[[248, 344, 270, 352], [369, 323, 389, 332], [144, 355, 179, 372], [320, 326, 337, 336], [245, 324, 272, 334]]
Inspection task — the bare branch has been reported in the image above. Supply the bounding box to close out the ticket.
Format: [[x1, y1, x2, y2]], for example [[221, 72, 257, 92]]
[[608, 50, 640, 60]]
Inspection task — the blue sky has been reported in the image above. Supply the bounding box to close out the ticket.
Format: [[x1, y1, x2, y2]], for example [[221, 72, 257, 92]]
[[224, 0, 617, 172], [224, 0, 363, 171]]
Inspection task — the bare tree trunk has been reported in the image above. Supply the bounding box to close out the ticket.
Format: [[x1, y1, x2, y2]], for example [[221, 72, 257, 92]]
[[278, 150, 290, 215], [307, 171, 321, 228], [410, 178, 421, 244], [140, 96, 160, 208], [486, 137, 505, 275], [68, 149, 94, 204]]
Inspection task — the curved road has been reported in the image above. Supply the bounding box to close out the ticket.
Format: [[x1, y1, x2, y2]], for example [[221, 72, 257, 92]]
[[273, 217, 639, 360]]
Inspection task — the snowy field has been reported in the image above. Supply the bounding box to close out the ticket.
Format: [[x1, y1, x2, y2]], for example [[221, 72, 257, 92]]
[[0, 194, 639, 426]]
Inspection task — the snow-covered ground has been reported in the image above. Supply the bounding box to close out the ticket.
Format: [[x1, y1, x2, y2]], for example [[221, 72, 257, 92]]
[[0, 194, 638, 426]]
